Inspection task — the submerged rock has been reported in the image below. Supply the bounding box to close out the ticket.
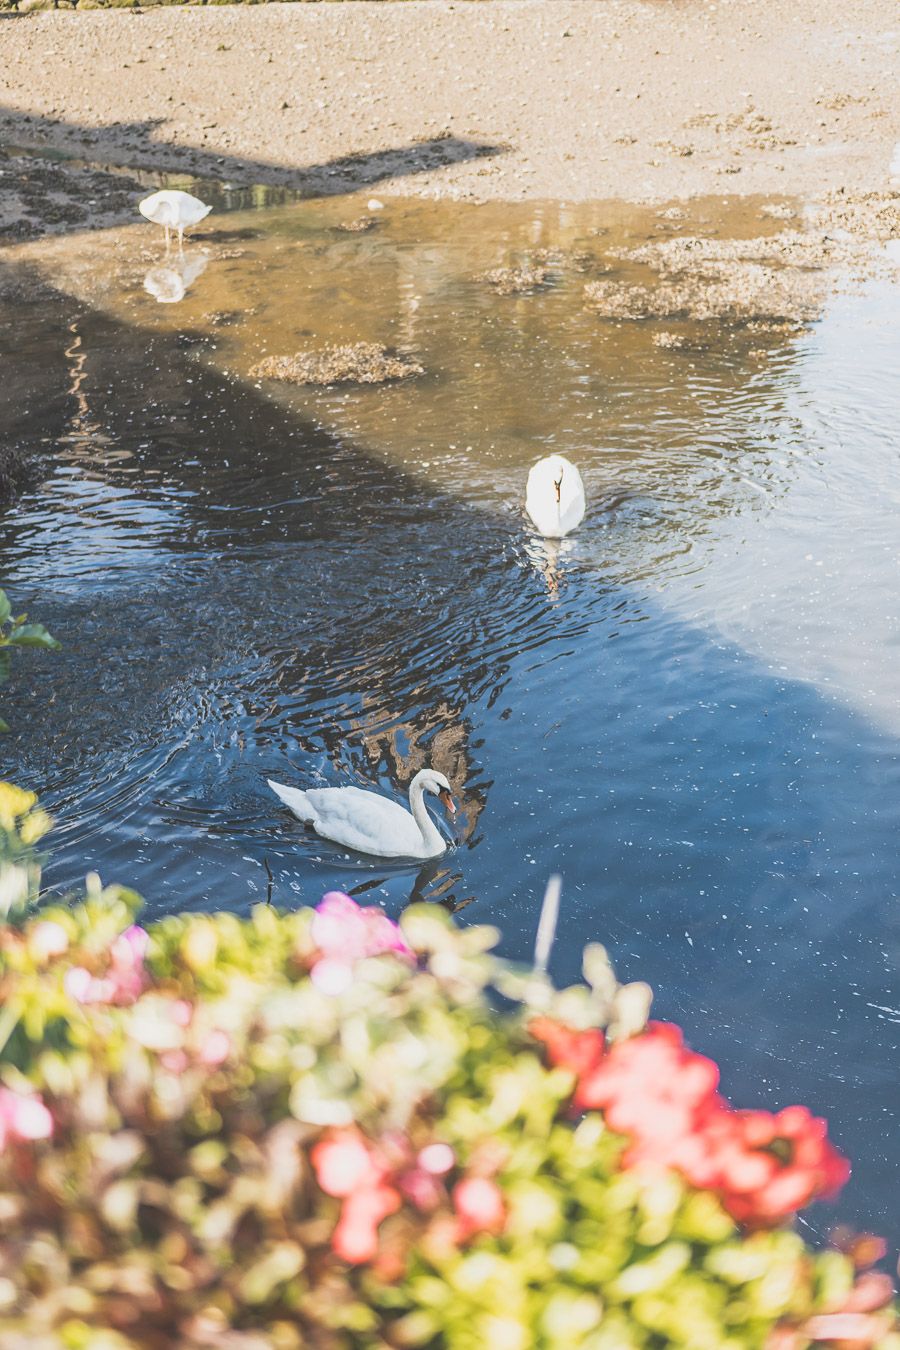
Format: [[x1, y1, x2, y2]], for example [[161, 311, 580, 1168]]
[[652, 330, 689, 350], [584, 265, 824, 323], [336, 216, 379, 233], [478, 265, 551, 295], [250, 343, 424, 386]]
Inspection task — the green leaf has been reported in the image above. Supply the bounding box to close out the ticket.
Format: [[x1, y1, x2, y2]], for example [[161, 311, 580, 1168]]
[[0, 590, 10, 625], [0, 717, 8, 733], [6, 624, 60, 650]]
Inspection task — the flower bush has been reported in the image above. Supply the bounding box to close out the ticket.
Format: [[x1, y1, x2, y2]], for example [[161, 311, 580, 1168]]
[[0, 869, 896, 1349]]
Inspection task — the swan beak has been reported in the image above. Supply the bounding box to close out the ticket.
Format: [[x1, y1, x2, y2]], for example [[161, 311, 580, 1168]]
[[438, 788, 457, 816], [554, 475, 562, 503]]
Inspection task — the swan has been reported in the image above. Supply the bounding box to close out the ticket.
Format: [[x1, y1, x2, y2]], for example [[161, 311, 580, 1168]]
[[138, 190, 211, 249], [526, 454, 586, 538], [268, 768, 457, 860]]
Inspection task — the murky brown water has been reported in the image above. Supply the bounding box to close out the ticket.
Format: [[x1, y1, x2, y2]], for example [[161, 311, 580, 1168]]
[[1, 187, 898, 1242]]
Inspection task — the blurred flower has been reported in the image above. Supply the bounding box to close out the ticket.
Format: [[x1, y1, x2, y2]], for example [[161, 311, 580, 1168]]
[[529, 1017, 606, 1077], [453, 1177, 506, 1240], [28, 920, 69, 962], [830, 1227, 889, 1270], [0, 1086, 53, 1148], [537, 1020, 850, 1229], [332, 1185, 401, 1264], [312, 1129, 384, 1198], [312, 1128, 402, 1264], [63, 924, 149, 1007], [714, 1105, 851, 1227], [197, 1029, 231, 1066], [418, 1143, 455, 1175], [310, 892, 413, 994]]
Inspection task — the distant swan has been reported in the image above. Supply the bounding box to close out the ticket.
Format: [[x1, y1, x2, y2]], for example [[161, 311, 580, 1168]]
[[138, 190, 211, 249], [268, 768, 457, 860], [526, 454, 586, 538]]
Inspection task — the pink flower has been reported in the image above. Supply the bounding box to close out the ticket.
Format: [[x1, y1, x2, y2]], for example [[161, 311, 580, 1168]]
[[310, 958, 355, 996], [168, 999, 193, 1028], [63, 926, 150, 1007], [197, 1029, 231, 1066], [310, 892, 413, 994], [418, 1143, 456, 1175], [312, 1129, 385, 1198], [0, 1087, 53, 1149], [159, 1050, 190, 1075], [398, 1167, 444, 1211], [64, 966, 98, 1003], [453, 1177, 506, 1240]]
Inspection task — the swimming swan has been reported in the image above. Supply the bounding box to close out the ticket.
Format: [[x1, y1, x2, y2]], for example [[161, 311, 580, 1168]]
[[526, 454, 586, 538], [268, 768, 457, 859], [138, 190, 211, 249]]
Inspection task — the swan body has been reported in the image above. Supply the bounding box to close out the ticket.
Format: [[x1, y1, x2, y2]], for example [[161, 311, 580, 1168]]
[[268, 768, 456, 860], [526, 454, 586, 538], [138, 190, 211, 248]]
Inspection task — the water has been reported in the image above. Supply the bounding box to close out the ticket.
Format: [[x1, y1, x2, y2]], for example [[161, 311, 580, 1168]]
[[1, 191, 898, 1244]]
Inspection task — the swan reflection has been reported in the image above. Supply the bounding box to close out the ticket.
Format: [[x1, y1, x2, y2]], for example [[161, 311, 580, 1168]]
[[143, 252, 209, 305]]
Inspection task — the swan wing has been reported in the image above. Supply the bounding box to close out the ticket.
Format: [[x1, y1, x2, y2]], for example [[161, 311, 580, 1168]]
[[138, 190, 211, 228], [304, 786, 427, 858]]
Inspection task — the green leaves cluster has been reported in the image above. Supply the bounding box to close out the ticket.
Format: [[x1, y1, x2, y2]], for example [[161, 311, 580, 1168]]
[[0, 586, 59, 732]]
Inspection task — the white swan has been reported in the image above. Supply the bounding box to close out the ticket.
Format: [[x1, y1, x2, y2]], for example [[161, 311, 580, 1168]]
[[138, 190, 211, 249], [268, 768, 457, 860], [526, 454, 586, 538]]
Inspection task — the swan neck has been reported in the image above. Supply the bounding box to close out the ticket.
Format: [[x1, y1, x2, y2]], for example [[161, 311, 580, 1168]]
[[409, 778, 444, 852]]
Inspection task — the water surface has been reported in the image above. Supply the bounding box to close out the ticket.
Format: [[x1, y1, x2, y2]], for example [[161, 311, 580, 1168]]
[[1, 191, 898, 1242]]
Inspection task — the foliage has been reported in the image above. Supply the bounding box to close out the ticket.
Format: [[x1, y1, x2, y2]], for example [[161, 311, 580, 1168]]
[[0, 587, 59, 733], [0, 589, 57, 917], [0, 849, 896, 1348]]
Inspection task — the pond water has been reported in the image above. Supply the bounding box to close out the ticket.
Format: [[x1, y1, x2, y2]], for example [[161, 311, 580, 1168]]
[[1, 189, 898, 1243]]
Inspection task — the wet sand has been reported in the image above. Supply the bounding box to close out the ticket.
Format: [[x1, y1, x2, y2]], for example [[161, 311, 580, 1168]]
[[0, 0, 898, 216]]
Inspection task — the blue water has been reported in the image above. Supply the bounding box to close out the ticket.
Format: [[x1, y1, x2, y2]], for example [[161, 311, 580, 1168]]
[[1, 194, 897, 1245]]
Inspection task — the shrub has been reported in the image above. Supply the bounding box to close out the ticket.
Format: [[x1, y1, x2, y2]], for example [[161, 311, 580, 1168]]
[[0, 871, 896, 1348]]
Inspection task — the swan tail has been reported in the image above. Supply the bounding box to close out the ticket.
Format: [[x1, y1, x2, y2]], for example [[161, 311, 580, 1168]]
[[268, 779, 316, 823]]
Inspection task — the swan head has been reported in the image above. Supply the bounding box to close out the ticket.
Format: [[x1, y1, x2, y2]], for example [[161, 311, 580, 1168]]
[[413, 768, 457, 816]]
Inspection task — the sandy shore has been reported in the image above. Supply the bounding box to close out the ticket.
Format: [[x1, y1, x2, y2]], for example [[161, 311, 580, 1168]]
[[1, 0, 898, 221]]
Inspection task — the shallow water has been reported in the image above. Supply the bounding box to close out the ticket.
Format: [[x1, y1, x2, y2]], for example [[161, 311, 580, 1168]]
[[1, 190, 898, 1242]]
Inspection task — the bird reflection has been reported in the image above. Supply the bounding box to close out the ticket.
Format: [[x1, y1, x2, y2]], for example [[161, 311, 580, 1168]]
[[143, 252, 209, 305], [345, 856, 474, 915], [407, 856, 474, 914], [524, 534, 570, 600], [347, 696, 487, 845]]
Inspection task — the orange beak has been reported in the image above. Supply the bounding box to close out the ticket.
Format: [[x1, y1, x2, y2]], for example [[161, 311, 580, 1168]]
[[554, 476, 562, 503], [438, 788, 457, 817]]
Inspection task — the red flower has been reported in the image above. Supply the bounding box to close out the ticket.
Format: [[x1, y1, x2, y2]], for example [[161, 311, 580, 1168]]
[[530, 1019, 850, 1230], [530, 1018, 605, 1078], [312, 1128, 403, 1264], [714, 1106, 850, 1227], [332, 1185, 401, 1264]]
